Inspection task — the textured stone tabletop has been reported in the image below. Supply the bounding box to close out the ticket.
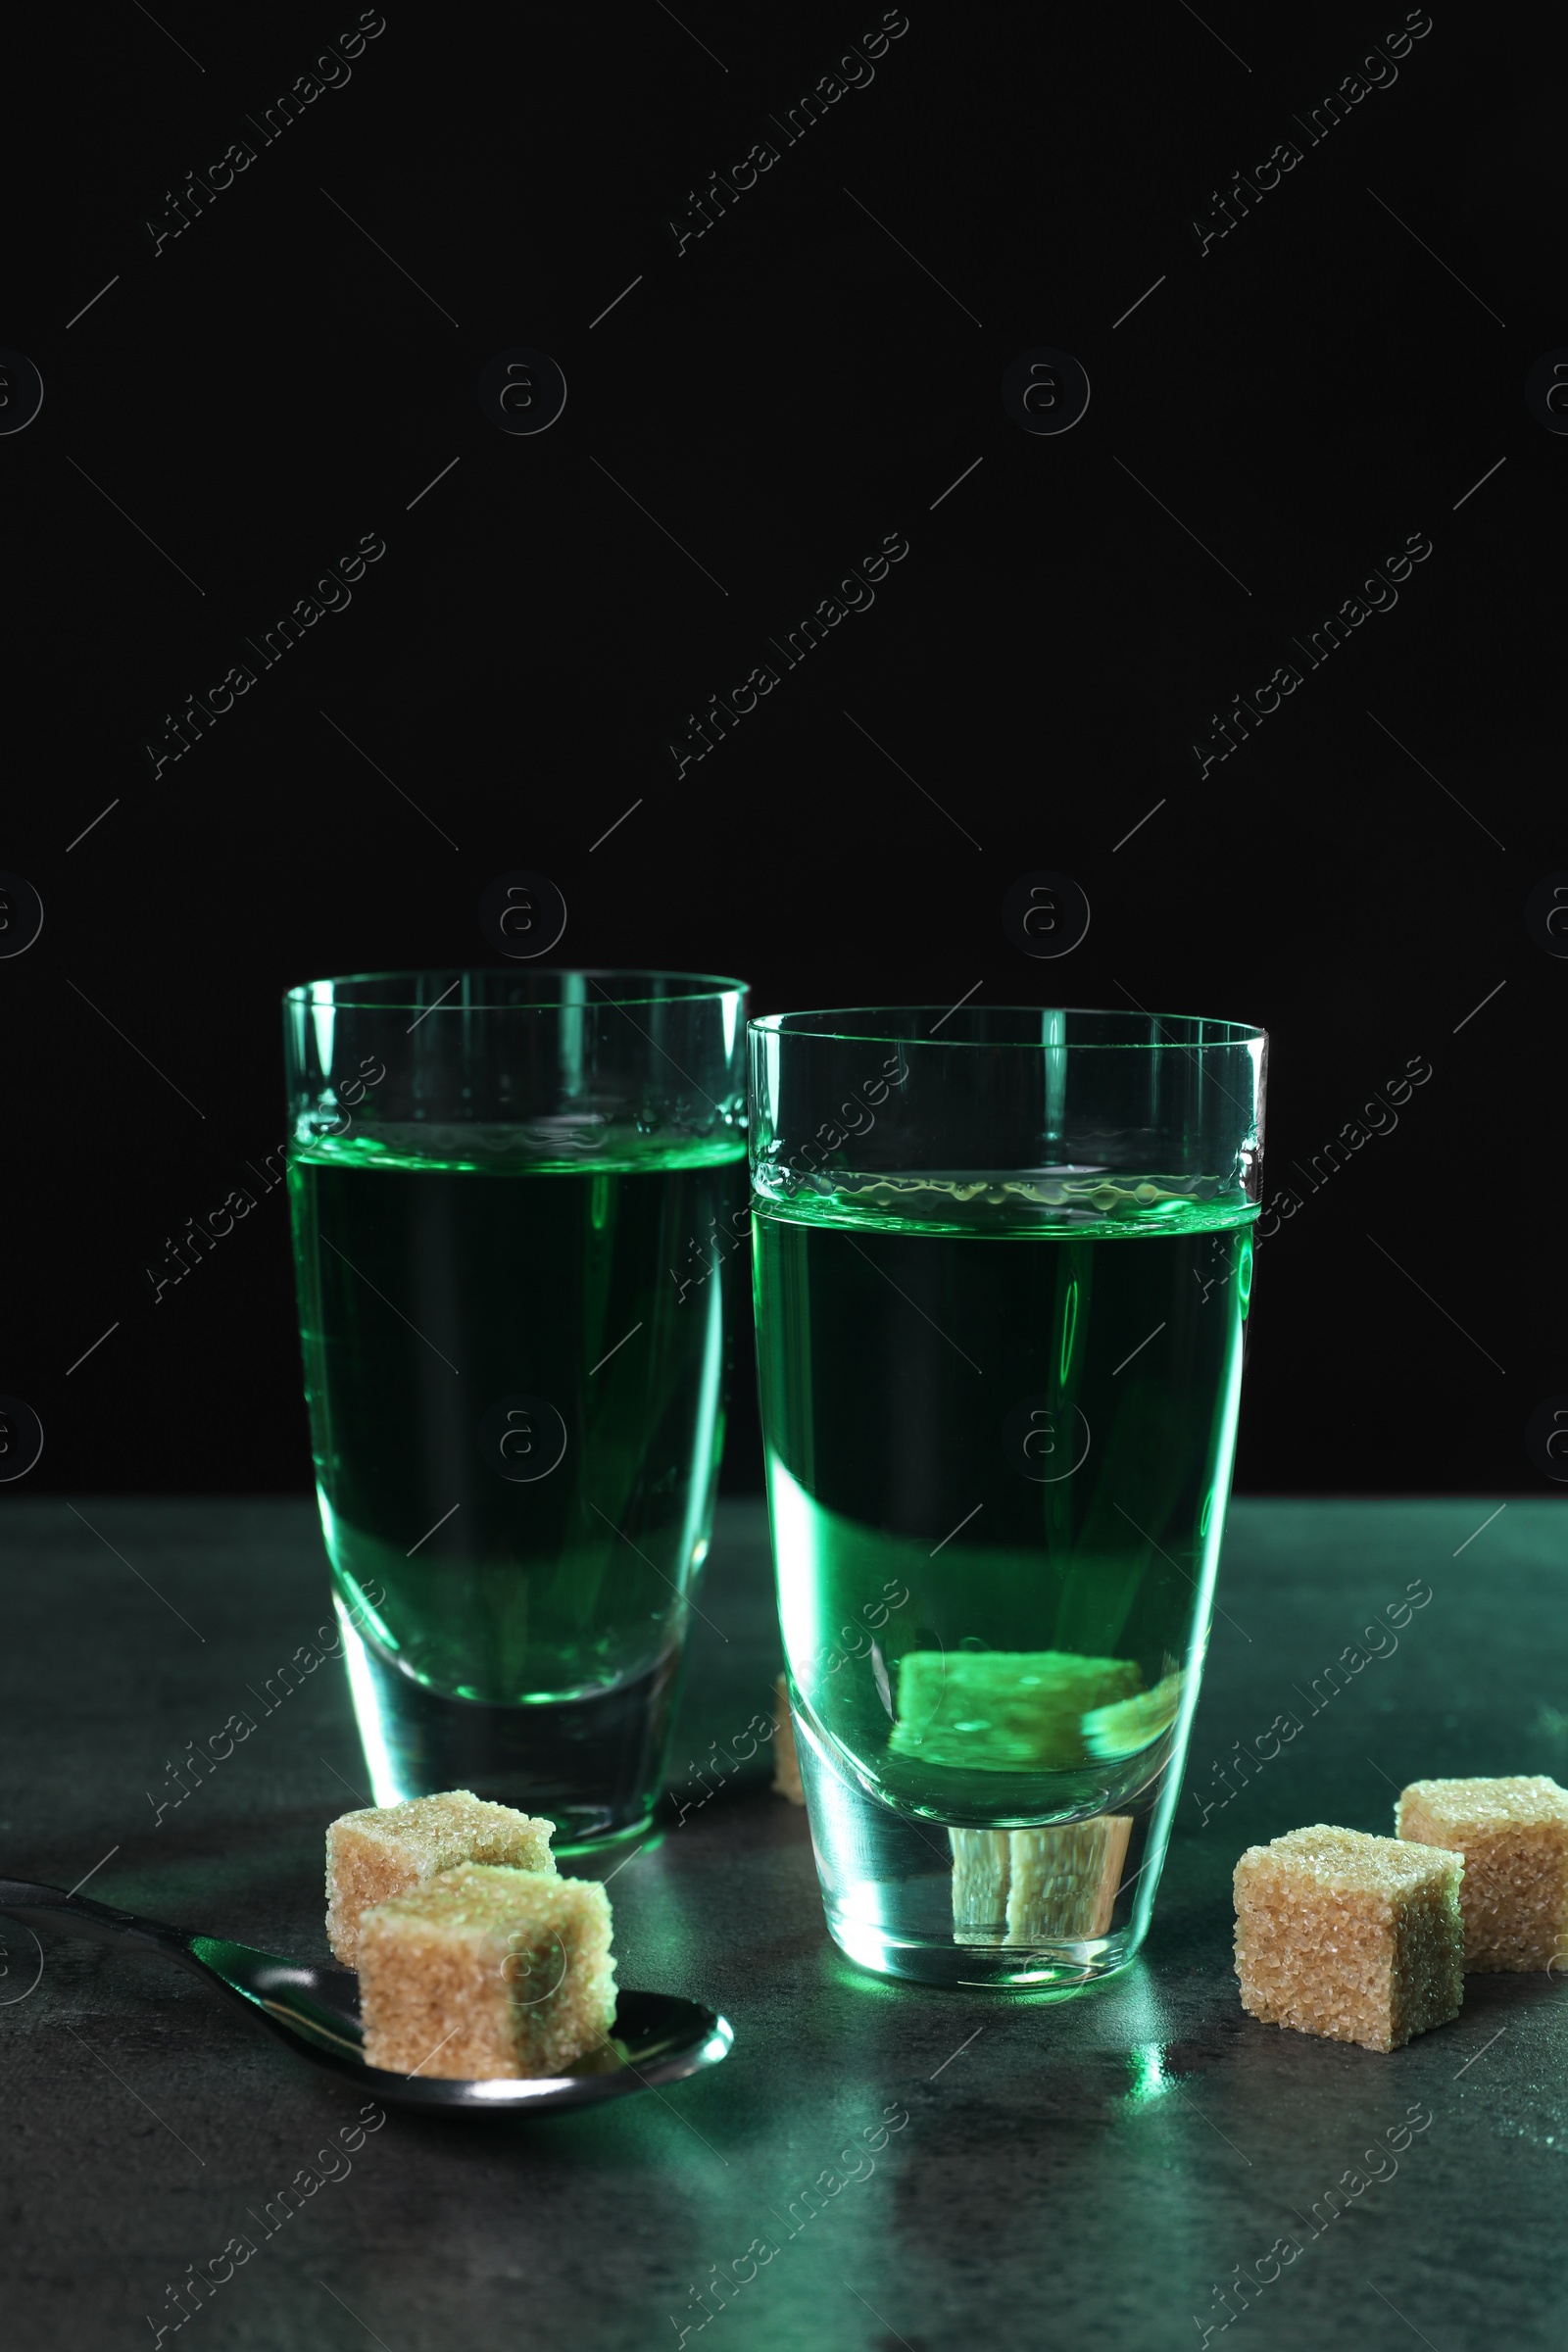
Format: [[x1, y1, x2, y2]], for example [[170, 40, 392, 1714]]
[[1, 1495, 1563, 2350]]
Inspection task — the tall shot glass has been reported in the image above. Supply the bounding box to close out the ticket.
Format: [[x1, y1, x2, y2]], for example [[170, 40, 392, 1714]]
[[285, 969, 748, 1849], [750, 1007, 1266, 1987]]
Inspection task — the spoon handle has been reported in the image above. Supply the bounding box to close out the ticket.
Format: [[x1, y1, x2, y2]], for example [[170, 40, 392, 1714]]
[[0, 1878, 194, 1955]]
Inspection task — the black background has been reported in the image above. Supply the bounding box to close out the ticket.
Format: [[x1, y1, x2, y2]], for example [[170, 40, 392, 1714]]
[[2, 0, 1560, 1499]]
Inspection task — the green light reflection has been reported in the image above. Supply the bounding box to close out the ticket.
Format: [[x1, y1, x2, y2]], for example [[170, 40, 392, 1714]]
[[1123, 2040, 1174, 2106]]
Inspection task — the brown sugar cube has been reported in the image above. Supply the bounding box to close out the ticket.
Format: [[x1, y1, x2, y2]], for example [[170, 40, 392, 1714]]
[[1234, 1825, 1463, 2053], [326, 1789, 556, 1965], [358, 1863, 617, 2080], [1005, 1817, 1134, 1944], [771, 1674, 805, 1806], [950, 1830, 1011, 1943], [891, 1649, 1142, 1772], [950, 1819, 1135, 1946], [1396, 1776, 1568, 1972]]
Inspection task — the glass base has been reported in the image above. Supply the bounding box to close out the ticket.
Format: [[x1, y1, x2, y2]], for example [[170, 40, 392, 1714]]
[[825, 1906, 1139, 1992], [336, 1602, 679, 1851], [793, 1696, 1167, 1992]]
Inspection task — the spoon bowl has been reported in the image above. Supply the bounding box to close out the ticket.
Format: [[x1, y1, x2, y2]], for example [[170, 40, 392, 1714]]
[[0, 1878, 732, 2111]]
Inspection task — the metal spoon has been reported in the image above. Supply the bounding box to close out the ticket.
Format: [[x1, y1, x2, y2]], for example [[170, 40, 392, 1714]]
[[0, 1877, 732, 2112]]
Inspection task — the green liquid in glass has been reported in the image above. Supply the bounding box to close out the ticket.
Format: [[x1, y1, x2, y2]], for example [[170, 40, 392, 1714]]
[[755, 1181, 1253, 1831], [288, 1129, 743, 1830]]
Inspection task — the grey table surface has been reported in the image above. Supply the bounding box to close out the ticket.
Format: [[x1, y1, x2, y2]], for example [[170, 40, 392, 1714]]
[[1, 1494, 1564, 2351]]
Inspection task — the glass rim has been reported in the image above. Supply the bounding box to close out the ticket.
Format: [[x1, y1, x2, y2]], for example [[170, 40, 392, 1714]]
[[748, 1004, 1265, 1050], [283, 967, 750, 1012]]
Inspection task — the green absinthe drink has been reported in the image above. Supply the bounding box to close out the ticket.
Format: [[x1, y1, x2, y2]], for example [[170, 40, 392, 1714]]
[[285, 971, 748, 1848], [750, 1007, 1266, 1988]]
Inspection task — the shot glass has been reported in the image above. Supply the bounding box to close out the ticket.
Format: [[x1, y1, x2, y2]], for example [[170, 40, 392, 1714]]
[[750, 1005, 1266, 1988], [285, 969, 748, 1849]]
